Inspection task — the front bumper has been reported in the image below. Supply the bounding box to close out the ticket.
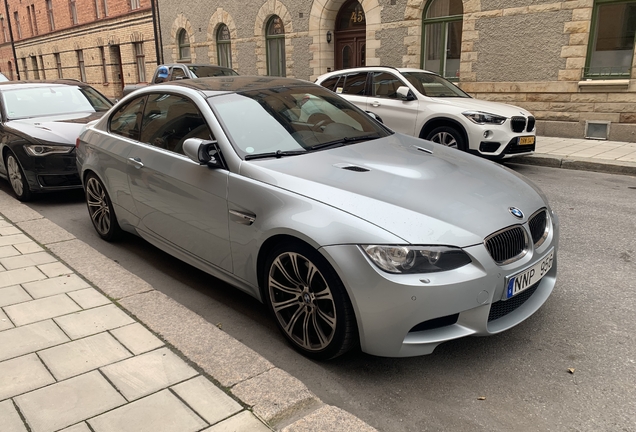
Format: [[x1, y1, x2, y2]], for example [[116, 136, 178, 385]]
[[465, 121, 536, 159], [16, 148, 82, 192], [321, 213, 559, 357]]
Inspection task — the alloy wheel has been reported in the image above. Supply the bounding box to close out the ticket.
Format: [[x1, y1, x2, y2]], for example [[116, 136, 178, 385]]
[[431, 131, 458, 148], [86, 177, 111, 236], [6, 155, 24, 196], [268, 251, 337, 352]]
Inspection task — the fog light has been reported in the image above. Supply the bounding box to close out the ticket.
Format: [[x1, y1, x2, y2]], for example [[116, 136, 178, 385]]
[[483, 130, 492, 139]]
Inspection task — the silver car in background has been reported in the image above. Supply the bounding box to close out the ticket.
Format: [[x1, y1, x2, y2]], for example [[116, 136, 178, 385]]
[[76, 76, 559, 359]]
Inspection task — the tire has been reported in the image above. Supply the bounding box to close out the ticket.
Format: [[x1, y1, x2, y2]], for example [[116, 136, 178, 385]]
[[263, 241, 357, 360], [4, 152, 32, 201], [85, 173, 122, 241], [426, 126, 466, 151]]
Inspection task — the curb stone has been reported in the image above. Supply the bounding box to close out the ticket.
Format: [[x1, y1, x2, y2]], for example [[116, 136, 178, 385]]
[[507, 154, 636, 177]]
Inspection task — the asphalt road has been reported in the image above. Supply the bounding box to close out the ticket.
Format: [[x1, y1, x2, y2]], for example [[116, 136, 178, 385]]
[[7, 164, 636, 432]]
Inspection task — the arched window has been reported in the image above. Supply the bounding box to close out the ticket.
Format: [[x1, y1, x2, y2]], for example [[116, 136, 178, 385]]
[[178, 28, 191, 61], [421, 0, 463, 80], [266, 16, 285, 77], [217, 24, 232, 68]]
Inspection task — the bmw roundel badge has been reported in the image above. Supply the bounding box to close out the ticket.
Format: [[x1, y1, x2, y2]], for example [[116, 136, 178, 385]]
[[509, 207, 524, 219]]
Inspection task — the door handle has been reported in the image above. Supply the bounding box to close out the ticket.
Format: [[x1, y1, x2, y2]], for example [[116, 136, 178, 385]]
[[371, 100, 381, 107], [128, 157, 144, 168]]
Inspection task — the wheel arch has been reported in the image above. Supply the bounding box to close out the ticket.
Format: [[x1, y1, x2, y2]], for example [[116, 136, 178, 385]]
[[419, 117, 469, 145], [256, 233, 319, 301]]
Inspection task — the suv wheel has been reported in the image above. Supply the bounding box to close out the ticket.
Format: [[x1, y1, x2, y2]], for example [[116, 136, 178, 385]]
[[426, 126, 466, 151]]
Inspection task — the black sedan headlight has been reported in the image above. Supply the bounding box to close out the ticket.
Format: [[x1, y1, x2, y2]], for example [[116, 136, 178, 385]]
[[23, 143, 74, 156], [361, 245, 472, 274], [462, 111, 506, 125]]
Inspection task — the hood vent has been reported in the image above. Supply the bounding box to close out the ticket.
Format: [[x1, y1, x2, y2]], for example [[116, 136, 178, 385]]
[[333, 163, 369, 172]]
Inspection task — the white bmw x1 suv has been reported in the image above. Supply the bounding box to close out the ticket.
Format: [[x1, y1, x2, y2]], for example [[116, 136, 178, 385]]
[[315, 67, 536, 159]]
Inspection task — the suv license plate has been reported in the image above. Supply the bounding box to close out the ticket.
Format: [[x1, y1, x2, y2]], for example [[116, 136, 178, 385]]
[[505, 250, 554, 299], [519, 136, 535, 145]]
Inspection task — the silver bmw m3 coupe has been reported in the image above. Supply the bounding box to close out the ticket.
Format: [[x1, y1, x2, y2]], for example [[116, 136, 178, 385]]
[[76, 76, 559, 359]]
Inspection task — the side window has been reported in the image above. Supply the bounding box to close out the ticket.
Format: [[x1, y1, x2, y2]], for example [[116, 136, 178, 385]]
[[170, 68, 186, 81], [139, 93, 212, 155], [109, 96, 146, 141], [372, 72, 403, 99], [319, 75, 341, 92], [338, 72, 367, 96]]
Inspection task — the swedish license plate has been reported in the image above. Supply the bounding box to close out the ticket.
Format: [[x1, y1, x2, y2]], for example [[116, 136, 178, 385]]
[[519, 136, 535, 145], [505, 250, 554, 299]]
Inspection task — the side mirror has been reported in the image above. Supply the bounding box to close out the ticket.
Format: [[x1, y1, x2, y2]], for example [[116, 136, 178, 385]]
[[396, 86, 416, 101], [365, 111, 384, 124], [183, 138, 224, 168]]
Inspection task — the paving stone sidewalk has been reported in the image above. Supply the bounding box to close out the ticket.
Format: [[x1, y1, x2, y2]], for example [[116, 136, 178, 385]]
[[509, 135, 636, 176], [0, 192, 377, 432]]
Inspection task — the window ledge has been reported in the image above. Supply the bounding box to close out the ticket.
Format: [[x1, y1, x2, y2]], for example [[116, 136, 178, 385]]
[[578, 79, 630, 91]]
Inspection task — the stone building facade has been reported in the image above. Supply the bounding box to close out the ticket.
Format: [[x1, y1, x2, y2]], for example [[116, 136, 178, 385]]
[[0, 0, 158, 99], [159, 0, 636, 141]]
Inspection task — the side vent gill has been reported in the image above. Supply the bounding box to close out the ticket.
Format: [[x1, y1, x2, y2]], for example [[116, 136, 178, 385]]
[[413, 145, 433, 154]]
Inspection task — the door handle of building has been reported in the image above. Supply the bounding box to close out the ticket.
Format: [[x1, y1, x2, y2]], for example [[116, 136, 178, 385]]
[[128, 157, 144, 168], [371, 100, 381, 107]]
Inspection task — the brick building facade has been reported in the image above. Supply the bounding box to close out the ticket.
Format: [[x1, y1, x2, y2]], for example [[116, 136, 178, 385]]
[[158, 0, 636, 141], [0, 0, 158, 99]]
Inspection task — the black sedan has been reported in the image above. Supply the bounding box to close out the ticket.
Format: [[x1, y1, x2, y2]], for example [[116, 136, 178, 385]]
[[0, 80, 112, 201]]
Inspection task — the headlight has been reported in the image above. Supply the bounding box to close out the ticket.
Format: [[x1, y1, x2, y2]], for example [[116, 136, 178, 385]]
[[24, 144, 74, 156], [462, 111, 506, 125], [361, 245, 472, 274]]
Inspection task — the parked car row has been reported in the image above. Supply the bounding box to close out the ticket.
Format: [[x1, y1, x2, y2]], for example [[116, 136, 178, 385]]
[[0, 74, 557, 360], [123, 63, 238, 96]]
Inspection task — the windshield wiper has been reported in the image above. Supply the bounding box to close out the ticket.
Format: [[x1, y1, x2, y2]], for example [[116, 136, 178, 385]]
[[244, 149, 306, 160], [308, 133, 380, 151]]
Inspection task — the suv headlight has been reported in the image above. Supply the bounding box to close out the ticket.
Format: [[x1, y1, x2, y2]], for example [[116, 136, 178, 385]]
[[24, 144, 74, 156], [462, 111, 506, 125], [361, 245, 472, 274]]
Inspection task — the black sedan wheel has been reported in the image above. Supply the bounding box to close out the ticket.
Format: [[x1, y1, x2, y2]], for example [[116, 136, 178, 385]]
[[5, 152, 32, 201], [264, 242, 357, 360], [85, 173, 121, 241]]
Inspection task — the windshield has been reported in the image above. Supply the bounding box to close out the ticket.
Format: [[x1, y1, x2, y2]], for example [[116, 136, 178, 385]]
[[211, 85, 391, 159], [188, 65, 238, 77], [2, 85, 112, 120], [401, 72, 470, 98]]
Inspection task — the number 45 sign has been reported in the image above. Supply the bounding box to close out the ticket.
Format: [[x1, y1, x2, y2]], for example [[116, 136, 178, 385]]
[[350, 6, 365, 24]]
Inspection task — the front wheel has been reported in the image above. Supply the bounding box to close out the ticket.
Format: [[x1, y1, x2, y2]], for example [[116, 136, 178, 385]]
[[263, 241, 357, 360], [5, 152, 32, 201], [85, 173, 122, 241], [426, 126, 466, 151]]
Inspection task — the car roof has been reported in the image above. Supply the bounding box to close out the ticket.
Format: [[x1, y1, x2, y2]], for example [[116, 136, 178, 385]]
[[158, 76, 315, 94], [316, 66, 437, 79], [0, 79, 90, 90]]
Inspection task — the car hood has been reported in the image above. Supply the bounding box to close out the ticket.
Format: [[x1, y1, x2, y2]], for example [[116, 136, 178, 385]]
[[240, 134, 547, 246], [6, 112, 104, 144], [427, 96, 532, 118]]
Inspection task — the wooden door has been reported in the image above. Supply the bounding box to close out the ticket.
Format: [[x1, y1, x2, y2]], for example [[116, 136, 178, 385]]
[[335, 30, 366, 70]]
